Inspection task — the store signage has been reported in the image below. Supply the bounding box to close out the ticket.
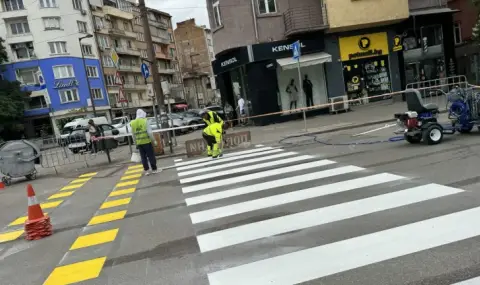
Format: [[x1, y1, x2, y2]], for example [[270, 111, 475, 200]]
[[221, 57, 238, 67], [213, 46, 250, 75], [53, 79, 79, 89], [339, 32, 389, 61], [392, 35, 403, 52], [185, 131, 251, 157], [252, 38, 324, 62]]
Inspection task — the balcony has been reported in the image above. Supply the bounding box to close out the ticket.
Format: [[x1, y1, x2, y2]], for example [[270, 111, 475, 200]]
[[115, 46, 140, 56], [123, 82, 146, 90], [103, 5, 134, 20], [152, 35, 170, 45], [284, 5, 329, 37], [118, 65, 141, 73], [155, 51, 172, 60], [113, 99, 151, 109], [158, 67, 176, 74], [148, 19, 168, 29], [108, 28, 136, 38], [408, 0, 447, 11]]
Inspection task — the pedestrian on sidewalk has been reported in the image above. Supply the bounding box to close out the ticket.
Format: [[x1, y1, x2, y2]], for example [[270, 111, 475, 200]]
[[130, 109, 161, 175]]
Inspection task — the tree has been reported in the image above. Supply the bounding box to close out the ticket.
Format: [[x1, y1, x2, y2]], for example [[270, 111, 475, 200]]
[[472, 0, 480, 42]]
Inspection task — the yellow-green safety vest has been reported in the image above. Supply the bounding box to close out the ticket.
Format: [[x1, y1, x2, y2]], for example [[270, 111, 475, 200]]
[[203, 111, 223, 126], [203, 122, 223, 142], [130, 118, 151, 145]]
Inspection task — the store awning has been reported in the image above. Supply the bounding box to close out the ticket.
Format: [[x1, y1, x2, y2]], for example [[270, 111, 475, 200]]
[[276, 52, 332, 70], [410, 8, 459, 16]]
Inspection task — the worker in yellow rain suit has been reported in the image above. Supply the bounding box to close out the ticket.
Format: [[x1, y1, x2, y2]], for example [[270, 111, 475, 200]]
[[202, 111, 225, 156], [202, 122, 224, 158]]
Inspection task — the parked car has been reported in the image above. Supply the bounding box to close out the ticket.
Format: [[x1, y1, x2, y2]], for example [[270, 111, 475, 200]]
[[67, 124, 119, 154], [177, 112, 203, 130], [111, 116, 133, 144], [148, 114, 188, 135], [201, 105, 226, 120]]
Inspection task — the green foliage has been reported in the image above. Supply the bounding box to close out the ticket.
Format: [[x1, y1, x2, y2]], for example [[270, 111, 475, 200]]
[[0, 80, 27, 124], [0, 37, 7, 64]]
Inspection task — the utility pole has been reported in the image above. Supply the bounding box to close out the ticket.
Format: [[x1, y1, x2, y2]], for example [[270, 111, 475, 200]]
[[138, 0, 173, 153]]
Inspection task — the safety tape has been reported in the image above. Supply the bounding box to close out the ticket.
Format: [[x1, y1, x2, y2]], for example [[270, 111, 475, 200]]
[[28, 196, 38, 206]]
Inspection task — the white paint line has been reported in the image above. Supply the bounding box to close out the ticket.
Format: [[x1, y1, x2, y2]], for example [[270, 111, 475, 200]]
[[452, 277, 480, 285], [174, 159, 183, 162], [191, 173, 404, 224], [197, 183, 462, 252], [255, 144, 264, 147], [177, 149, 284, 171], [178, 152, 298, 177], [185, 165, 362, 205], [174, 147, 275, 167], [181, 159, 338, 194], [180, 155, 313, 184], [208, 196, 477, 285], [352, 123, 397, 137]]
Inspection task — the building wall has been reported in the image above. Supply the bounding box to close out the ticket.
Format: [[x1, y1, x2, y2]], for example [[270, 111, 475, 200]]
[[449, 0, 477, 41]]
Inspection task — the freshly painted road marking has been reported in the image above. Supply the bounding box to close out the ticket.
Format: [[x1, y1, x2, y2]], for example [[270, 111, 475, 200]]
[[182, 159, 337, 193], [109, 188, 136, 197], [256, 144, 264, 147], [186, 165, 365, 205], [180, 155, 314, 184], [40, 200, 63, 209], [178, 151, 297, 177], [43, 257, 106, 285], [120, 174, 142, 181], [70, 229, 119, 250], [190, 173, 404, 223], [124, 168, 144, 175], [48, 191, 74, 200], [0, 230, 24, 243], [60, 184, 84, 191], [174, 158, 183, 162], [197, 184, 462, 252], [174, 146, 276, 167], [79, 172, 98, 178], [128, 164, 143, 170], [116, 180, 139, 188], [207, 206, 480, 285], [70, 178, 91, 184], [452, 277, 480, 284], [88, 210, 127, 226], [176, 148, 284, 171], [9, 213, 49, 226], [100, 198, 132, 209]]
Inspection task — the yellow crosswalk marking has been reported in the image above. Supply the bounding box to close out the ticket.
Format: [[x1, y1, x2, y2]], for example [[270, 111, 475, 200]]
[[124, 168, 143, 175], [127, 164, 143, 170], [40, 200, 63, 209], [48, 191, 74, 200], [0, 230, 24, 243], [71, 178, 91, 184], [79, 172, 98, 178], [9, 213, 49, 226], [70, 229, 119, 250], [88, 210, 127, 226], [109, 188, 135, 197], [115, 180, 139, 188], [60, 184, 83, 191], [100, 198, 131, 209], [120, 174, 142, 181], [43, 257, 106, 285]]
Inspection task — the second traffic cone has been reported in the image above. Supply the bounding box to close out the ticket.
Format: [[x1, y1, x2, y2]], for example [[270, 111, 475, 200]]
[[0, 181, 4, 190], [24, 184, 52, 240]]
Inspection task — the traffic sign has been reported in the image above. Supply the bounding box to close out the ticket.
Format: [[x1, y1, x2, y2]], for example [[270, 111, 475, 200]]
[[36, 71, 46, 89], [118, 88, 128, 103], [115, 72, 123, 85], [141, 63, 150, 79], [146, 83, 154, 97], [292, 41, 301, 60], [110, 49, 119, 68]]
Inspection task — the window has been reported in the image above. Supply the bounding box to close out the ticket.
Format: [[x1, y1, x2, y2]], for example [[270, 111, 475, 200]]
[[127, 40, 132, 48], [258, 0, 276, 14], [4, 0, 24, 11], [81, 44, 93, 56], [168, 32, 173, 42], [169, 48, 175, 58], [49, 41, 67, 54], [207, 39, 212, 46], [134, 17, 141, 25], [72, 0, 82, 10], [123, 21, 130, 31], [16, 67, 38, 85], [77, 21, 88, 33], [213, 0, 222, 27], [454, 22, 462, 45], [137, 32, 144, 41], [102, 55, 115, 67], [140, 49, 148, 58], [40, 0, 56, 8], [104, 74, 116, 86], [43, 17, 61, 29], [59, 89, 79, 103], [94, 16, 104, 29], [86, 66, 98, 77], [97, 35, 110, 48], [91, 88, 103, 100], [11, 42, 35, 60], [53, 65, 74, 79], [10, 21, 30, 35]]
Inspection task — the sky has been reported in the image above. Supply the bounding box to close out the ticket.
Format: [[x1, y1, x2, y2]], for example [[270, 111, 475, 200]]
[[145, 0, 210, 29]]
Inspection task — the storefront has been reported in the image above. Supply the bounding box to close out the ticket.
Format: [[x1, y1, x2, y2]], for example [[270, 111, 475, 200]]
[[338, 31, 396, 103]]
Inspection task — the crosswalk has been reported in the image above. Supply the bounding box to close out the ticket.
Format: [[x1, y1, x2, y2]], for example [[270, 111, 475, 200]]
[[174, 145, 480, 285]]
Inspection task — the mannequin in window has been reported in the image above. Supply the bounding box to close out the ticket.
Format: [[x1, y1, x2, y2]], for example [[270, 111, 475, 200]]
[[303, 75, 313, 107], [286, 78, 298, 111]]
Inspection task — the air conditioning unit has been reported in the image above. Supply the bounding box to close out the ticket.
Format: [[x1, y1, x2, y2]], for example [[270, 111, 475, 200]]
[[81, 10, 87, 15], [328, 95, 349, 114]]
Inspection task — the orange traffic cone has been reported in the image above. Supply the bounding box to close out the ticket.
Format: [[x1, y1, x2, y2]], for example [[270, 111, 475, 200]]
[[0, 181, 4, 190], [24, 184, 52, 240]]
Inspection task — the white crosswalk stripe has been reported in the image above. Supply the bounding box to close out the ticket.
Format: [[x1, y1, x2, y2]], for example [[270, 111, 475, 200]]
[[173, 145, 477, 285]]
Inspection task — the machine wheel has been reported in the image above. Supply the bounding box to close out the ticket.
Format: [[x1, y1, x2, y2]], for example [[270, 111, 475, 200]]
[[2, 176, 11, 186], [404, 134, 422, 144], [423, 125, 444, 145]]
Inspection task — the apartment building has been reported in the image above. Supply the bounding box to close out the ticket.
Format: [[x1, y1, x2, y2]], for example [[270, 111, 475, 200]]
[[89, 0, 183, 117], [174, 18, 219, 108], [0, 0, 110, 137], [207, 0, 457, 125]]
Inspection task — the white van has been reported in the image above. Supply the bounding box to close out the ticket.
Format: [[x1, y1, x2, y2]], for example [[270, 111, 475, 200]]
[[60, 117, 109, 144]]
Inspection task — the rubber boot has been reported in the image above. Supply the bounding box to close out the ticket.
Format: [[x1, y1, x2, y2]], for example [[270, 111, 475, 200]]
[[207, 145, 212, 157], [212, 143, 220, 159]]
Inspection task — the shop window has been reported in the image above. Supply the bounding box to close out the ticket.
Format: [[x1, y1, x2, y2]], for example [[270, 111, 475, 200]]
[[213, 0, 222, 27], [258, 0, 276, 14], [454, 22, 462, 45]]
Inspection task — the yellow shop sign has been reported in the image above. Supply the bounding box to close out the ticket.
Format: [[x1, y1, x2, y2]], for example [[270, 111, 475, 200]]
[[339, 32, 389, 61]]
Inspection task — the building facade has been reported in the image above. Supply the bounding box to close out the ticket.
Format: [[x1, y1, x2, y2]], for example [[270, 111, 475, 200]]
[[174, 18, 219, 108], [208, 0, 458, 125], [0, 0, 110, 137]]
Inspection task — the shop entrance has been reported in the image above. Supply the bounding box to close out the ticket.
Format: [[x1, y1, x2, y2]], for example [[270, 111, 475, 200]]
[[343, 55, 392, 103]]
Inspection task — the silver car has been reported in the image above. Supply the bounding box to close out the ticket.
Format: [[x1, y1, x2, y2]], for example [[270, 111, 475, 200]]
[[148, 115, 188, 135]]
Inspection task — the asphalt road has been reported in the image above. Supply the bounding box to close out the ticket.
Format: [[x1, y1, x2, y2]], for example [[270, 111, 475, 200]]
[[3, 123, 480, 284]]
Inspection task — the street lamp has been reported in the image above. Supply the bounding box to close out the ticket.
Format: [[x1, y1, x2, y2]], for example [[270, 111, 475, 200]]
[[79, 34, 97, 117]]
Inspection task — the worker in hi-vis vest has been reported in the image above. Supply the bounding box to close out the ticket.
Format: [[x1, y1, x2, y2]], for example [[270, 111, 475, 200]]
[[202, 110, 223, 126], [202, 121, 224, 158], [130, 109, 161, 175]]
